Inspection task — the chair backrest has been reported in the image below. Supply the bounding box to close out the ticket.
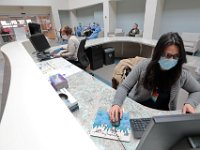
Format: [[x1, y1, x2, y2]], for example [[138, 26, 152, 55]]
[[112, 56, 145, 89], [181, 32, 200, 42], [181, 32, 200, 54], [77, 38, 90, 69], [115, 28, 123, 34], [114, 28, 125, 36]]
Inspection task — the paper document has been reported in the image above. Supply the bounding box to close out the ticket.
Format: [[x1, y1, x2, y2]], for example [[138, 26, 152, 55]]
[[37, 58, 82, 79]]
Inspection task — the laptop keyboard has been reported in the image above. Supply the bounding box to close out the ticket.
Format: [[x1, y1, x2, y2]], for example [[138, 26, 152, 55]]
[[130, 118, 152, 139]]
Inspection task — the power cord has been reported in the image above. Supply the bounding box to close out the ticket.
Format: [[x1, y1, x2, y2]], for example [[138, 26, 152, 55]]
[[113, 128, 127, 150]]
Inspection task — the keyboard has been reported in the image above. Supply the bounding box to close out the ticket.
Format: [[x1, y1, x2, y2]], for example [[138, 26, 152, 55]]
[[188, 136, 200, 148], [37, 53, 52, 61], [130, 118, 152, 139]]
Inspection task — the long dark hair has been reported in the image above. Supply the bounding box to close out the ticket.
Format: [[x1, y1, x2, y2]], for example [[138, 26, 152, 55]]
[[143, 32, 187, 90]]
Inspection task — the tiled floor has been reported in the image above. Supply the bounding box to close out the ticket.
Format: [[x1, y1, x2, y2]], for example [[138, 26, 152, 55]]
[[89, 59, 120, 87]]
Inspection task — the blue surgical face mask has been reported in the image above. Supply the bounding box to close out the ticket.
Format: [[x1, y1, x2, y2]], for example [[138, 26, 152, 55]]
[[158, 57, 178, 70], [62, 35, 69, 40]]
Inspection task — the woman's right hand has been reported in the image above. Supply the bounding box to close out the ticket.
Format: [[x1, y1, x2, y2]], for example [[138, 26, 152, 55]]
[[109, 105, 123, 122], [53, 53, 61, 58]]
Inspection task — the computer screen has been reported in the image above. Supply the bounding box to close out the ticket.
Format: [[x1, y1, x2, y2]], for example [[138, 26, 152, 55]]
[[29, 33, 50, 53], [28, 23, 41, 35], [136, 113, 200, 150]]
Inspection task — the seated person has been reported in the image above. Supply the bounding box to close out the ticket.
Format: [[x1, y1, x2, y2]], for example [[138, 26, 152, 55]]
[[52, 26, 80, 61], [87, 24, 101, 40], [128, 23, 140, 37], [58, 28, 68, 45], [76, 23, 83, 37], [83, 25, 93, 37], [109, 32, 200, 122], [90, 22, 96, 31]]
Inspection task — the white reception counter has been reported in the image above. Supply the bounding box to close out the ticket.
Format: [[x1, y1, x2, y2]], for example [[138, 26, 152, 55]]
[[0, 41, 97, 150]]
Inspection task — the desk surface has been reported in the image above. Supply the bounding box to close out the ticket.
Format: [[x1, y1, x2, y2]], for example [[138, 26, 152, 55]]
[[85, 36, 158, 48], [66, 67, 200, 150], [1, 40, 200, 150], [37, 58, 200, 149], [0, 42, 97, 150]]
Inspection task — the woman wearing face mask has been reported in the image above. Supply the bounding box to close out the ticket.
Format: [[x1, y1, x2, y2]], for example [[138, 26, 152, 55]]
[[109, 32, 200, 122], [53, 26, 80, 61]]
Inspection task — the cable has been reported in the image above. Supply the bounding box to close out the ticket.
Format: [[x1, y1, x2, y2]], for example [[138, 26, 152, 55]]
[[114, 129, 127, 150]]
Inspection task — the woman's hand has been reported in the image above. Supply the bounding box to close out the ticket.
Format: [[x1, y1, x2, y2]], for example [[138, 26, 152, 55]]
[[109, 105, 123, 122], [53, 53, 61, 58], [182, 103, 196, 114]]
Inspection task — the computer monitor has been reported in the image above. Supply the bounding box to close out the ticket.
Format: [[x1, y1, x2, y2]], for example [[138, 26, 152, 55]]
[[29, 33, 50, 53], [136, 113, 200, 150], [28, 23, 41, 35]]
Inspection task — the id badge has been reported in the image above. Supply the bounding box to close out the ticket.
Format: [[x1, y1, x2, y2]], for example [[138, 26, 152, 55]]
[[151, 88, 159, 102]]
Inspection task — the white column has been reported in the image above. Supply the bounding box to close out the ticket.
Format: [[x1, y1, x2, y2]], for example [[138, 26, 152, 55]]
[[143, 0, 165, 39], [51, 7, 62, 31], [103, 0, 117, 37], [69, 10, 78, 31]]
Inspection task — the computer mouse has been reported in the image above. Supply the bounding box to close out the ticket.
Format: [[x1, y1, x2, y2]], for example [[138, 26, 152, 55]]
[[111, 113, 121, 127], [58, 93, 68, 100]]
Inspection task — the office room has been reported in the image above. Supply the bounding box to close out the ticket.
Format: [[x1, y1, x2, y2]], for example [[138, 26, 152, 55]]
[[0, 0, 200, 149]]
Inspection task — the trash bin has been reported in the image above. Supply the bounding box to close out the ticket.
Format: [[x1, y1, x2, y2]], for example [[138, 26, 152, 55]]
[[86, 46, 103, 70], [104, 48, 115, 65]]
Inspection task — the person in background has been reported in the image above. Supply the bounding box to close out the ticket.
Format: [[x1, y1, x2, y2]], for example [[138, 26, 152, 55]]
[[76, 23, 83, 37], [83, 23, 93, 37], [52, 26, 80, 61], [109, 32, 200, 122], [87, 23, 101, 40], [91, 22, 96, 31], [128, 23, 140, 37]]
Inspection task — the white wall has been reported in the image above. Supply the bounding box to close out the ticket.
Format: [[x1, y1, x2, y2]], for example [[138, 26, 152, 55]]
[[0, 0, 68, 9], [68, 0, 103, 10], [0, 6, 51, 15], [76, 7, 94, 27], [69, 10, 78, 28], [58, 11, 70, 27], [76, 4, 103, 27], [94, 4, 103, 27], [109, 1, 117, 33], [116, 0, 146, 34], [160, 0, 200, 36]]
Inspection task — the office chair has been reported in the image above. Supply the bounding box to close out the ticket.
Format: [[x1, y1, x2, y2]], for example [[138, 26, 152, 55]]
[[69, 38, 90, 70]]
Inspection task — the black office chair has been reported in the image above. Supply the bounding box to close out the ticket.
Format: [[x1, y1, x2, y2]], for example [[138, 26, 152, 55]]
[[69, 38, 90, 70]]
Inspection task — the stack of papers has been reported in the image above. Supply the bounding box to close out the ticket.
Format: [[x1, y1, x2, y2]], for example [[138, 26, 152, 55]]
[[37, 58, 82, 80]]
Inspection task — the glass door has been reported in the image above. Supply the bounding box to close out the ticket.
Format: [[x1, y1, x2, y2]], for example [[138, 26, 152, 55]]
[[0, 14, 54, 45], [0, 16, 16, 45]]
